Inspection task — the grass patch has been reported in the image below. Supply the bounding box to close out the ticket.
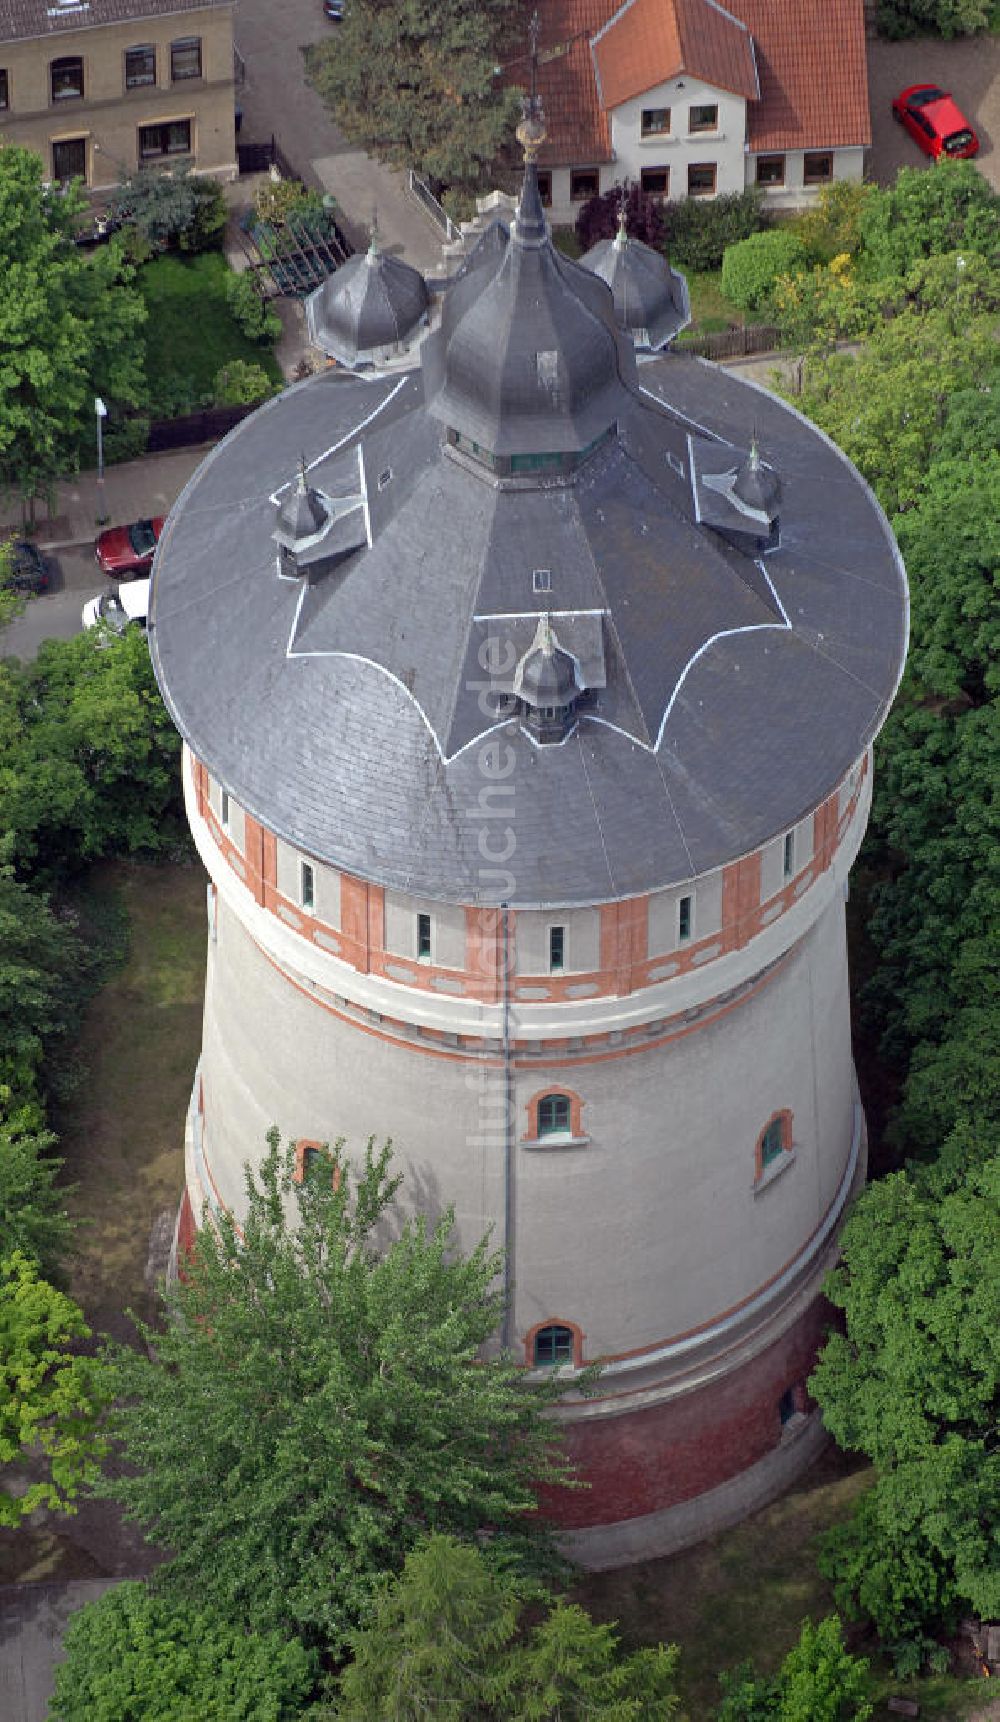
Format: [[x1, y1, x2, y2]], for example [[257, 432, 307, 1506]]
[[575, 1447, 987, 1720], [53, 858, 207, 1340], [138, 252, 282, 415], [680, 269, 743, 335]]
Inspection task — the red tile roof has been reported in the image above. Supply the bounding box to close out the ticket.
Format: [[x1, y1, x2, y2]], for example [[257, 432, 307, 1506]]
[[511, 0, 870, 166], [733, 0, 870, 150], [593, 0, 758, 114]]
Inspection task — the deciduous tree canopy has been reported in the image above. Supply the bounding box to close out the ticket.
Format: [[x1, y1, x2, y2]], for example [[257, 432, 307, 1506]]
[[98, 1134, 575, 1654]]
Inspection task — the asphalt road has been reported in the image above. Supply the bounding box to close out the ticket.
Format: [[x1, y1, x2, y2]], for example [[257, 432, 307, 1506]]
[[234, 0, 349, 183], [2, 547, 109, 661]]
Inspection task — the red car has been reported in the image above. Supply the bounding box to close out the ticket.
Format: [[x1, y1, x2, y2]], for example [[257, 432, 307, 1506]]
[[95, 516, 164, 577], [892, 84, 979, 160]]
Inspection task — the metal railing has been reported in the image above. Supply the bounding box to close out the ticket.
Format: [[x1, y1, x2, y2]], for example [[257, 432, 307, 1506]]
[[407, 168, 460, 243]]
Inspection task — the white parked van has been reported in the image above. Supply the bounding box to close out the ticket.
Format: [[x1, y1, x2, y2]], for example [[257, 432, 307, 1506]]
[[82, 578, 150, 633]]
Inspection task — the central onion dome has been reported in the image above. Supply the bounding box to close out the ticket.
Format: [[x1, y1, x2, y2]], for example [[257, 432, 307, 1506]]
[[423, 103, 634, 464], [307, 236, 430, 368], [580, 210, 691, 351]]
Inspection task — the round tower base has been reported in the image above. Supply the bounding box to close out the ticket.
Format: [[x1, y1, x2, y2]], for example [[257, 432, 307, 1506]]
[[546, 1294, 834, 1569]]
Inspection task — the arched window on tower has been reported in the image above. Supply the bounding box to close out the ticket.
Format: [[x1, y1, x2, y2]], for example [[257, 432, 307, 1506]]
[[533, 1324, 574, 1366], [537, 1093, 571, 1137]]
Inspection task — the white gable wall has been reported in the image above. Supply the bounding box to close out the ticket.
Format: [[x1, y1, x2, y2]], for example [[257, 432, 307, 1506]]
[[611, 75, 748, 200]]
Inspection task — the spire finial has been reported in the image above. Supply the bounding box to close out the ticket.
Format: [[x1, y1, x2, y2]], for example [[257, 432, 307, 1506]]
[[367, 206, 379, 259], [615, 187, 628, 250], [516, 10, 547, 164], [297, 452, 308, 492]]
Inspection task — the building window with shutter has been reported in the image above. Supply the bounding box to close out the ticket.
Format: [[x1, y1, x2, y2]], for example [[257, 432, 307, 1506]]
[[641, 107, 670, 136], [125, 45, 156, 89], [51, 57, 84, 102], [170, 37, 202, 81], [756, 155, 785, 186], [570, 168, 599, 202], [687, 162, 717, 197], [689, 103, 718, 133]]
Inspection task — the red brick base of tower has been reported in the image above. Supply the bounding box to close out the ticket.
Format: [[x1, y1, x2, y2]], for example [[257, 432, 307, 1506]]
[[542, 1296, 831, 1551]]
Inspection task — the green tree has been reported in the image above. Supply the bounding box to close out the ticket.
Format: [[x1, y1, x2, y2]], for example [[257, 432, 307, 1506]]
[[0, 1101, 73, 1277], [0, 866, 79, 1099], [224, 271, 283, 344], [0, 628, 184, 882], [0, 145, 145, 516], [306, 0, 521, 197], [97, 1134, 576, 1653], [0, 1251, 107, 1525], [811, 1158, 1000, 1655], [332, 1533, 681, 1719], [109, 164, 199, 250], [794, 309, 999, 513], [212, 359, 275, 406], [718, 1617, 871, 1720], [720, 229, 808, 312], [49, 1581, 314, 1722], [857, 160, 1000, 278], [875, 0, 990, 38]]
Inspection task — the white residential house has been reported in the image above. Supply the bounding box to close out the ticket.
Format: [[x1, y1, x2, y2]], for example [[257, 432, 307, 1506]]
[[521, 0, 870, 226]]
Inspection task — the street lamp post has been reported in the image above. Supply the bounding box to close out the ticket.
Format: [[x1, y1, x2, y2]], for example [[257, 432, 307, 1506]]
[[95, 395, 108, 524]]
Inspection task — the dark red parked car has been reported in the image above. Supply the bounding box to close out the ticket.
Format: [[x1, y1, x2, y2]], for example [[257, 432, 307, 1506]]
[[892, 84, 979, 160], [95, 516, 164, 577]]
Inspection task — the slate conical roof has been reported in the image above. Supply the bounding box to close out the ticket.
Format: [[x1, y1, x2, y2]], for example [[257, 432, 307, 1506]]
[[514, 615, 580, 708], [423, 147, 634, 457], [580, 215, 691, 350], [274, 458, 329, 552], [307, 238, 429, 366], [733, 440, 781, 515]]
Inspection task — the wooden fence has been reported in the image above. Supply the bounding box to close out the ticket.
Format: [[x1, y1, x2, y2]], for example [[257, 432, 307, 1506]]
[[680, 323, 782, 361]]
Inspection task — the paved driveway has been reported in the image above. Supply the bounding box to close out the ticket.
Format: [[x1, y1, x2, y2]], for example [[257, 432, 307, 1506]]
[[867, 33, 1000, 189]]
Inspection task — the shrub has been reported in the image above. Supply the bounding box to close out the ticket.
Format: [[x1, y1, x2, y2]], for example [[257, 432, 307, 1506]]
[[662, 188, 768, 272], [575, 179, 665, 251], [253, 176, 325, 227], [179, 176, 228, 253], [224, 270, 282, 344], [875, 0, 990, 37], [790, 181, 872, 264], [102, 414, 150, 464], [212, 360, 274, 406], [721, 229, 808, 311]]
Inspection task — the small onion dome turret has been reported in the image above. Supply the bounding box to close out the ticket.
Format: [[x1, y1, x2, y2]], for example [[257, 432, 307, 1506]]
[[273, 457, 333, 575], [734, 439, 782, 515], [513, 614, 582, 744], [580, 211, 691, 351], [306, 238, 429, 368], [423, 99, 634, 464]]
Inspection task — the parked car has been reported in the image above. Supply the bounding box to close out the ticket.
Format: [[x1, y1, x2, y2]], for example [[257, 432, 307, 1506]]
[[323, 0, 345, 18], [94, 516, 164, 577], [82, 578, 151, 634], [3, 538, 50, 594], [892, 84, 979, 160]]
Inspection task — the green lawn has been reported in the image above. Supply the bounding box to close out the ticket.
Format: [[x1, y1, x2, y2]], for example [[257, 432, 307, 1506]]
[[138, 252, 282, 415], [55, 859, 207, 1338], [681, 269, 743, 334], [576, 1446, 987, 1720]]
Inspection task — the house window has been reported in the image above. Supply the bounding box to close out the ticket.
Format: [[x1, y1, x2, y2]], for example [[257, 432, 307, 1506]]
[[758, 1113, 791, 1175], [689, 103, 718, 133], [640, 166, 669, 199], [294, 1139, 340, 1188], [537, 170, 552, 208], [783, 831, 795, 879], [0, 70, 9, 111], [139, 120, 192, 161], [125, 44, 156, 89], [570, 168, 599, 202], [220, 789, 230, 828], [678, 894, 692, 943], [170, 37, 203, 81], [756, 154, 785, 186], [778, 1387, 796, 1426], [537, 1093, 571, 1136], [641, 106, 670, 136], [549, 926, 564, 973], [804, 152, 833, 184], [416, 912, 432, 961], [687, 163, 717, 197], [52, 137, 87, 183], [532, 568, 551, 593], [51, 57, 84, 102], [534, 1324, 574, 1366], [300, 861, 315, 910]]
